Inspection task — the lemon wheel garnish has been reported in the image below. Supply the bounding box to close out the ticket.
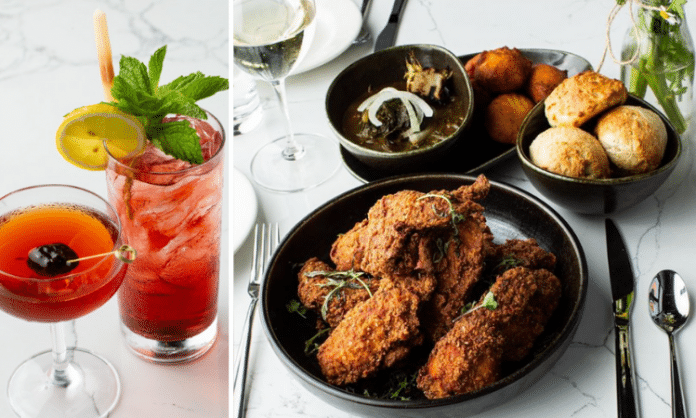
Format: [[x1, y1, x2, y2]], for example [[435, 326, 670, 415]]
[[56, 103, 146, 171]]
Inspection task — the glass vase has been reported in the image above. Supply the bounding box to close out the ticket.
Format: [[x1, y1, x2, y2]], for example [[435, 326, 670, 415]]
[[621, 2, 695, 134]]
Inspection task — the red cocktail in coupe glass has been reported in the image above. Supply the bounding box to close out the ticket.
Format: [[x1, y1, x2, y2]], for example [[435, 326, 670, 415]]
[[105, 110, 225, 363], [0, 184, 130, 418]]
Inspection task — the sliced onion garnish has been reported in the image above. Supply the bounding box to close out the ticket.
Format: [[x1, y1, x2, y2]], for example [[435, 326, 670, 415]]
[[357, 87, 434, 131]]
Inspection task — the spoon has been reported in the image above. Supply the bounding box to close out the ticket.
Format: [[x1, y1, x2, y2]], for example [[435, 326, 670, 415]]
[[649, 269, 690, 418]]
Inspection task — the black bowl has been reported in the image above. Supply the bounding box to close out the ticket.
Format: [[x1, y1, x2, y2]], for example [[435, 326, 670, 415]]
[[325, 44, 473, 171], [517, 95, 682, 215], [260, 174, 588, 418]]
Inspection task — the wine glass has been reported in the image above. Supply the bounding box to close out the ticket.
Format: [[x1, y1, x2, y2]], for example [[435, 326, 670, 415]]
[[233, 0, 341, 192], [0, 185, 132, 418]]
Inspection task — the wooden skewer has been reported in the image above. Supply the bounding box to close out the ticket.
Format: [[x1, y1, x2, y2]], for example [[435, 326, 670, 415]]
[[93, 9, 115, 102], [67, 245, 137, 264]]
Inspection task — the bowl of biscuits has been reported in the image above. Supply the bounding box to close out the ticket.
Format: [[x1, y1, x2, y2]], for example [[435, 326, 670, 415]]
[[517, 70, 682, 214]]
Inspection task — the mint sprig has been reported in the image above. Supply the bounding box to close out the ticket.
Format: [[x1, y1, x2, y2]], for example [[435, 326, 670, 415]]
[[108, 45, 228, 164]]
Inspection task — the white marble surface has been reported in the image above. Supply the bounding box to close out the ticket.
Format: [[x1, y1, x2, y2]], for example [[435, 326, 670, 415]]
[[233, 1, 696, 417], [0, 1, 229, 417]]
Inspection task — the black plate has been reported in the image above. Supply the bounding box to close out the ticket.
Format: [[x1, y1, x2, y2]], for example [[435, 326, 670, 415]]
[[260, 174, 588, 418], [342, 48, 593, 183]]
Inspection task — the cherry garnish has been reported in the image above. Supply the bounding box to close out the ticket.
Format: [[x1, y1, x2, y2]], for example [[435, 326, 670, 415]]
[[27, 243, 79, 277]]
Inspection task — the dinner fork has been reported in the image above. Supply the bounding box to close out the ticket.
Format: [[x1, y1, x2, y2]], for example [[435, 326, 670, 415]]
[[234, 223, 279, 418], [353, 0, 373, 45]]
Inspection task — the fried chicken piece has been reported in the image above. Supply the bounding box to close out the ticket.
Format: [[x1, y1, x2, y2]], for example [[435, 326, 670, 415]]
[[486, 238, 557, 274], [417, 266, 561, 398], [494, 267, 561, 361], [297, 258, 381, 328], [316, 280, 423, 386], [330, 175, 490, 280], [417, 308, 503, 398], [421, 207, 493, 341]]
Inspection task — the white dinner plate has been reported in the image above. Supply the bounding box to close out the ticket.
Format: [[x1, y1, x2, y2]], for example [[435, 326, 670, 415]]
[[291, 0, 362, 75], [233, 168, 258, 253]]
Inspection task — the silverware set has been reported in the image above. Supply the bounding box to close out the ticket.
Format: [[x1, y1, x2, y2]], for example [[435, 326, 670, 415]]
[[353, 0, 408, 50], [606, 220, 690, 418]]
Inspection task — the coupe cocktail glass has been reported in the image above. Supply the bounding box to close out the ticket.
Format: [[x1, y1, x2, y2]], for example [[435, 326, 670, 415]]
[[105, 110, 225, 363], [0, 184, 129, 418]]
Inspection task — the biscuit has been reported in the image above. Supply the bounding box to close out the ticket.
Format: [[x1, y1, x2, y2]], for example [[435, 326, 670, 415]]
[[529, 126, 611, 179], [594, 105, 667, 174], [544, 71, 627, 127]]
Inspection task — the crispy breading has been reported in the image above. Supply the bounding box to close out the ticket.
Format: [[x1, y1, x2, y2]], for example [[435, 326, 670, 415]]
[[417, 266, 561, 398], [486, 238, 557, 272], [330, 175, 490, 279], [316, 280, 423, 385], [416, 309, 503, 398], [297, 258, 381, 328], [421, 208, 493, 342], [494, 268, 561, 362], [297, 175, 562, 398]]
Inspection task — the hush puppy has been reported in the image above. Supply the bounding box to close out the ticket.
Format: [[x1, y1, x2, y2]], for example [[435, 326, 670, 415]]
[[470, 47, 532, 93], [527, 63, 568, 103], [485, 93, 535, 144]]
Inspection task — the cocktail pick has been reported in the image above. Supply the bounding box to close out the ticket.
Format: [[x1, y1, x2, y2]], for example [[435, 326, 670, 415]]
[[68, 244, 137, 264], [93, 9, 114, 101]]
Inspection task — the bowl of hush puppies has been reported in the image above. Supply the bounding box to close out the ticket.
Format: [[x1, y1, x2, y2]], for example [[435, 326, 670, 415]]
[[517, 70, 682, 214]]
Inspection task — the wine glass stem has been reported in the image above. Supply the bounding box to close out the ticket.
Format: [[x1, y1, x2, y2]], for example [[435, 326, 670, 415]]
[[49, 321, 74, 387], [270, 79, 306, 161]]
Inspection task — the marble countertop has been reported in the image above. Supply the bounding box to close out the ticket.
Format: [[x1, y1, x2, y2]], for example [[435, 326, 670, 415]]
[[0, 1, 229, 417], [233, 0, 696, 417]]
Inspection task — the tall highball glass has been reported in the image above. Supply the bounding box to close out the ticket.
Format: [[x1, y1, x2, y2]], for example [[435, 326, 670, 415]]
[[105, 110, 225, 363]]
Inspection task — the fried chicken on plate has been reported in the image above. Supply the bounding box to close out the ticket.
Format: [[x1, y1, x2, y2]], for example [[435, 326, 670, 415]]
[[294, 174, 563, 398]]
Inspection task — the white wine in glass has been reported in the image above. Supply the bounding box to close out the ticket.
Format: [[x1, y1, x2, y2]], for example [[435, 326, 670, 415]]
[[234, 0, 340, 192]]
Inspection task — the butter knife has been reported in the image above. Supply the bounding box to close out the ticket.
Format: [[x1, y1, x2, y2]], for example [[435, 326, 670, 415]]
[[374, 0, 407, 51], [606, 218, 639, 418]]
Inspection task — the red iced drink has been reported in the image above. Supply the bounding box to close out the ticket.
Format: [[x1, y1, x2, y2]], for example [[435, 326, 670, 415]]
[[105, 111, 225, 361]]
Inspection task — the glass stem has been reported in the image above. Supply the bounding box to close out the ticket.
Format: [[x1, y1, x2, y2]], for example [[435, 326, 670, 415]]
[[49, 321, 75, 388], [270, 78, 305, 161]]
